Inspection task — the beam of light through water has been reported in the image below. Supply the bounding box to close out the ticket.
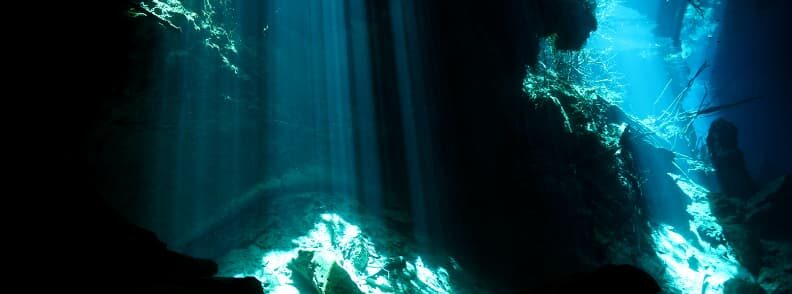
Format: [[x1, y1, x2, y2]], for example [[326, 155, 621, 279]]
[[134, 1, 451, 292], [389, 0, 436, 249], [583, 1, 739, 293], [129, 0, 750, 292], [130, 0, 394, 256], [652, 173, 741, 293]]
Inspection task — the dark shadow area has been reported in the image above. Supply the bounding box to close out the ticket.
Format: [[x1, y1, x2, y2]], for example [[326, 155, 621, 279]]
[[710, 0, 792, 180], [28, 2, 264, 292], [529, 264, 661, 293], [73, 201, 263, 293]]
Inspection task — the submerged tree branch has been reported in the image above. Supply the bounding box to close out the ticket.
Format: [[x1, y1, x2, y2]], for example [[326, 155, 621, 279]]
[[690, 96, 762, 117], [658, 61, 710, 123]]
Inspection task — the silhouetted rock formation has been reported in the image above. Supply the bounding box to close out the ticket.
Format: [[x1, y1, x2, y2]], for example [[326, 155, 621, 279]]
[[707, 118, 756, 199], [71, 201, 263, 294], [706, 119, 792, 291]]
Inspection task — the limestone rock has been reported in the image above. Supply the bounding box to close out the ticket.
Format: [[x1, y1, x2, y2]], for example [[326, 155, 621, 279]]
[[707, 118, 756, 199], [287, 250, 363, 294], [325, 262, 364, 294], [746, 175, 792, 241]]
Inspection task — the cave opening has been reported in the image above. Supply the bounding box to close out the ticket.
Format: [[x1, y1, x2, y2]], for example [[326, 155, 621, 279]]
[[49, 0, 792, 293]]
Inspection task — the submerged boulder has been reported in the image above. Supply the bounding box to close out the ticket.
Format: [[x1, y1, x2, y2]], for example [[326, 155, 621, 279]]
[[287, 250, 364, 294], [288, 250, 321, 293], [325, 262, 364, 294]]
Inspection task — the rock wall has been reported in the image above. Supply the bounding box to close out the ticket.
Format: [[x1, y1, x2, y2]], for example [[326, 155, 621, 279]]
[[707, 119, 792, 293]]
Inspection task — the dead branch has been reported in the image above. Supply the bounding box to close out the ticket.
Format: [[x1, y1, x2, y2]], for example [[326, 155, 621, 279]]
[[691, 96, 762, 117], [658, 61, 709, 122], [653, 78, 673, 106]]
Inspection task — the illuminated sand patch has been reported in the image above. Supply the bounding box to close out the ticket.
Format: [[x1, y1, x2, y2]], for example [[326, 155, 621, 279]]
[[651, 174, 741, 293], [222, 213, 453, 293]]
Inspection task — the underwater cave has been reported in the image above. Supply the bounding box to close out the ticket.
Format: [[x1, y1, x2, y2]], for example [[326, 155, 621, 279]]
[[43, 0, 792, 293]]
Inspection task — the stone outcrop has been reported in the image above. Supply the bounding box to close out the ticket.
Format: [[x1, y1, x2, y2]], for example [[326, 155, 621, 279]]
[[707, 119, 792, 292], [707, 118, 756, 199]]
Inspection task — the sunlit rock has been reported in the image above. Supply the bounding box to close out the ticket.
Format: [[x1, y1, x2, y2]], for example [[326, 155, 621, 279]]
[[220, 213, 456, 293]]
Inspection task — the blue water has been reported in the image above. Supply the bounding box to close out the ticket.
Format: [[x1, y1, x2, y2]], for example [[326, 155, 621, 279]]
[[116, 0, 788, 293], [581, 1, 746, 293]]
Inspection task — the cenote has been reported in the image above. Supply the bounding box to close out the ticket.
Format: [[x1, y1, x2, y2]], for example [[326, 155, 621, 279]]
[[52, 0, 792, 293]]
